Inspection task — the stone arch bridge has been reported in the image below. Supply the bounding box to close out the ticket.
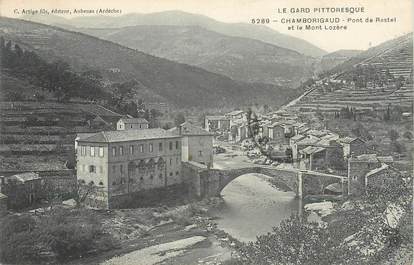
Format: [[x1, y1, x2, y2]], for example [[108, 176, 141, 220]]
[[182, 162, 346, 199]]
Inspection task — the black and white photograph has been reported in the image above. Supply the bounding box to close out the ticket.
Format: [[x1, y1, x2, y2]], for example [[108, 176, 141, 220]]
[[0, 0, 412, 264]]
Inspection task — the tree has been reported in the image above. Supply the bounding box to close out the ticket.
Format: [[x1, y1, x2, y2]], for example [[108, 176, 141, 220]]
[[174, 113, 186, 127]]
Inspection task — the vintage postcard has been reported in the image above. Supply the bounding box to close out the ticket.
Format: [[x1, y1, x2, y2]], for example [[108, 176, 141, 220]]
[[0, 0, 412, 264]]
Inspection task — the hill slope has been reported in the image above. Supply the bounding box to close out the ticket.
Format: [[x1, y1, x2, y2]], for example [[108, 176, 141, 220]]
[[0, 17, 296, 108], [22, 10, 326, 57], [315, 49, 362, 74], [288, 34, 413, 113], [80, 25, 315, 87]]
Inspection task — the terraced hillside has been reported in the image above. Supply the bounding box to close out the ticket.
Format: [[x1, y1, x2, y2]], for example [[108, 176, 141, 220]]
[[290, 34, 413, 113], [0, 101, 122, 175]]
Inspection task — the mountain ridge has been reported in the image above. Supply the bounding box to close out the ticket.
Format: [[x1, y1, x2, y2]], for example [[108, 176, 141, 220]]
[[20, 10, 326, 57]]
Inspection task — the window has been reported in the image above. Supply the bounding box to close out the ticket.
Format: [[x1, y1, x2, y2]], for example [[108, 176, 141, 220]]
[[112, 147, 116, 156], [81, 146, 86, 156], [119, 146, 124, 156], [169, 142, 173, 150], [176, 141, 179, 149], [150, 175, 154, 180], [99, 147, 104, 157], [89, 165, 96, 173], [176, 171, 179, 176], [199, 150, 203, 157], [120, 165, 123, 174], [159, 174, 163, 179], [90, 146, 95, 157], [140, 176, 144, 181], [170, 158, 172, 165], [112, 181, 117, 186], [139, 144, 144, 152], [149, 143, 153, 152], [99, 181, 104, 186], [159, 142, 163, 151], [169, 172, 173, 176], [130, 125, 133, 129], [112, 165, 116, 173], [130, 145, 134, 155], [176, 157, 179, 164]]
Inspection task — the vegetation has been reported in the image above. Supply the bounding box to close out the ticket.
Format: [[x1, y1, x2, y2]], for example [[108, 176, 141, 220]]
[[233, 174, 412, 265], [0, 208, 118, 264], [1, 37, 108, 102]]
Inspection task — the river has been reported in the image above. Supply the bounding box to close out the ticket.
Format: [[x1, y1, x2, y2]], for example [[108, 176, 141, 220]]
[[209, 173, 299, 242]]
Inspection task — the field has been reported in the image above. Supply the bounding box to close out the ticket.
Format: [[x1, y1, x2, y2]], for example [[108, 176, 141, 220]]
[[0, 101, 122, 173]]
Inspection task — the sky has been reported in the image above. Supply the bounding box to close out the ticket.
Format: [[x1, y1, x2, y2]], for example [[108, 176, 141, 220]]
[[1, 0, 412, 52]]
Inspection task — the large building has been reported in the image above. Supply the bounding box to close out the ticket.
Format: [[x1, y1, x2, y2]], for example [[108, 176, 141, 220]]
[[76, 128, 182, 208], [170, 122, 214, 167]]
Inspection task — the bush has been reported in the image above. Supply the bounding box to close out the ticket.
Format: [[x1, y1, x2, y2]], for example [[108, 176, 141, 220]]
[[0, 215, 41, 264], [0, 208, 118, 264]]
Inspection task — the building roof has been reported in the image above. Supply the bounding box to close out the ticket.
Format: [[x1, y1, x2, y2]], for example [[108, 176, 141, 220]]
[[77, 128, 180, 143], [307, 129, 328, 137], [6, 172, 41, 183], [169, 122, 214, 136], [118, 118, 149, 124], [300, 146, 326, 155], [226, 110, 245, 116], [297, 135, 320, 145], [205, 115, 228, 120], [350, 154, 394, 163], [365, 164, 389, 178], [339, 136, 365, 144], [291, 134, 306, 142]]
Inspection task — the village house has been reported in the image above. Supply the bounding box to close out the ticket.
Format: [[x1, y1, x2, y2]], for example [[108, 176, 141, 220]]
[[117, 117, 149, 130], [170, 122, 214, 167], [0, 172, 42, 210], [267, 122, 288, 145], [76, 128, 182, 208], [204, 115, 230, 132], [339, 137, 367, 158], [347, 154, 394, 196], [291, 135, 320, 162]]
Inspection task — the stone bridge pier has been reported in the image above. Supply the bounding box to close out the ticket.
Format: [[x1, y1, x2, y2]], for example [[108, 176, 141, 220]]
[[182, 161, 346, 199]]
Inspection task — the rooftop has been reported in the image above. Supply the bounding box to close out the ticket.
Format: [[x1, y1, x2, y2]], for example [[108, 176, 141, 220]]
[[119, 118, 149, 124], [77, 128, 180, 143], [296, 135, 320, 145], [169, 122, 214, 136], [226, 110, 245, 116], [339, 136, 364, 144], [300, 146, 326, 155], [350, 154, 394, 163], [365, 164, 389, 178], [5, 172, 41, 183]]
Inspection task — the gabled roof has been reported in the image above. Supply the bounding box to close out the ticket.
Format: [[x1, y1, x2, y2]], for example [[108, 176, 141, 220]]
[[365, 164, 389, 178], [291, 134, 306, 142], [77, 128, 180, 143], [205, 115, 228, 120], [226, 110, 245, 116], [297, 135, 320, 145], [339, 136, 365, 144], [118, 118, 149, 124], [350, 154, 393, 163], [169, 122, 214, 136], [300, 146, 326, 155], [6, 172, 41, 183]]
